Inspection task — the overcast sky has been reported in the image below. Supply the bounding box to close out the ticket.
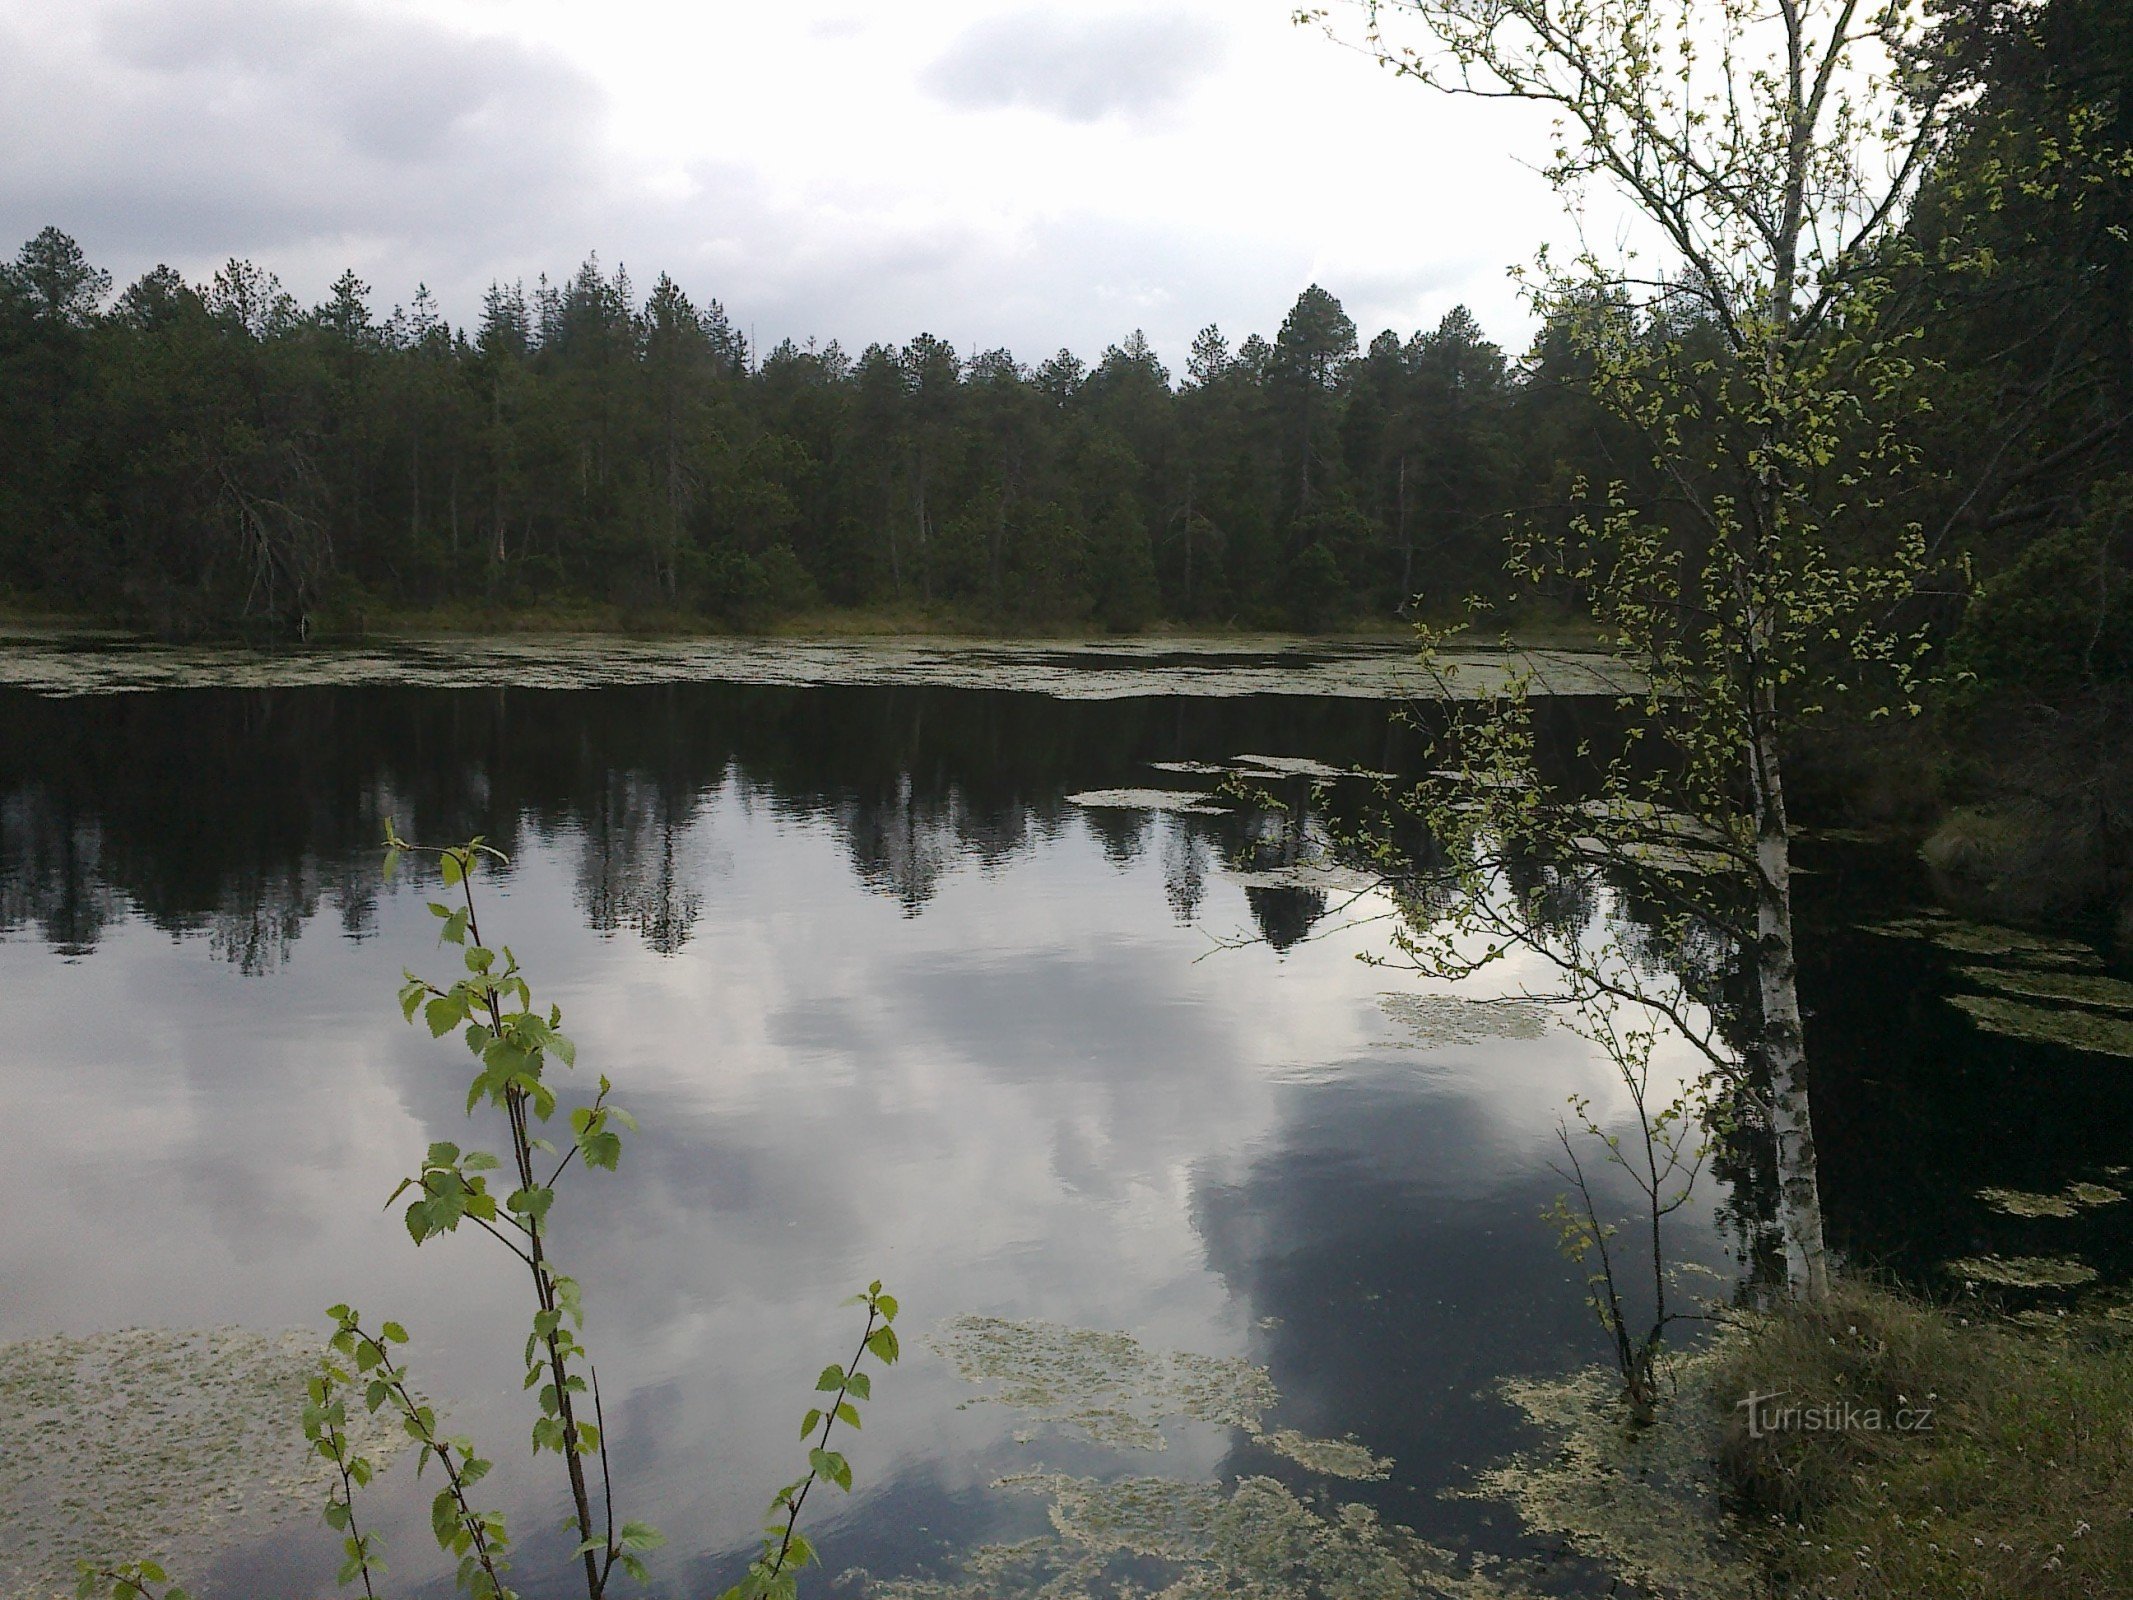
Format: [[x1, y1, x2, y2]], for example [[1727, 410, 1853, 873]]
[[1, 0, 1587, 367]]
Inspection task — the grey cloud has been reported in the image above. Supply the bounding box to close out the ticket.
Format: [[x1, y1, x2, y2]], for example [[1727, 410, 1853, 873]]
[[1, 0, 609, 283], [921, 7, 1226, 123]]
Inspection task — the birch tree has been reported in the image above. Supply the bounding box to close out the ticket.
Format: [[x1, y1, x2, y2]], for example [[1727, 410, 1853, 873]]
[[1318, 0, 1967, 1299]]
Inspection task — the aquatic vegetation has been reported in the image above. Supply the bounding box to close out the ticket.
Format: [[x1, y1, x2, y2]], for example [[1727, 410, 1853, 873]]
[[1220, 861, 1382, 894], [1956, 965, 2133, 1013], [863, 1473, 1549, 1600], [1861, 914, 2104, 968], [1946, 1255, 2099, 1289], [925, 1317, 1391, 1463], [0, 1326, 396, 1598], [1378, 991, 1551, 1047], [1977, 1187, 2083, 1218], [1254, 1428, 1392, 1481], [0, 634, 1632, 704], [927, 1317, 1278, 1451], [1228, 755, 1355, 781], [1064, 789, 1230, 817], [1977, 1182, 2124, 1218], [1468, 1362, 1760, 1600], [1948, 994, 2133, 1058]]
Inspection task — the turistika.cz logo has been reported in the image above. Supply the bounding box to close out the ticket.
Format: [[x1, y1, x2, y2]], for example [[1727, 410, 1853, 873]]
[[1735, 1389, 1934, 1439]]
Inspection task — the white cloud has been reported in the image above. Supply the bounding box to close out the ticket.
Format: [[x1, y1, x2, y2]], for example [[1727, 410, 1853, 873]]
[[0, 0, 1596, 361]]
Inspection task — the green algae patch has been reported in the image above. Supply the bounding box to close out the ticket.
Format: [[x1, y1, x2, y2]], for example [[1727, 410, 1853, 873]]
[[1379, 992, 1552, 1048], [928, 1317, 1278, 1451], [1468, 1361, 1760, 1600], [1946, 1254, 2099, 1289], [0, 1325, 394, 1598], [1256, 1428, 1392, 1480], [1956, 965, 2133, 1013], [1949, 994, 2133, 1057], [1860, 914, 2103, 968], [862, 1472, 1550, 1600]]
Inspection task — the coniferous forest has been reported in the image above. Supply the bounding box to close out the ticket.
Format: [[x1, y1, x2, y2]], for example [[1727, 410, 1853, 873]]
[[0, 0, 2126, 700]]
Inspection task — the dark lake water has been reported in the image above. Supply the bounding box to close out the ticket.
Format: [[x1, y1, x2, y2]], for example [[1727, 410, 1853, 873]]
[[3, 649, 2130, 1599]]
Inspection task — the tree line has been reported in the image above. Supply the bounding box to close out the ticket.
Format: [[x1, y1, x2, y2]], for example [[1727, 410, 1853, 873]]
[[0, 242, 1565, 635]]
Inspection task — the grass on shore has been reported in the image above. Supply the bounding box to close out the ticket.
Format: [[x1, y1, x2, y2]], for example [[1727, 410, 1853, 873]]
[[1706, 1279, 2133, 1598]]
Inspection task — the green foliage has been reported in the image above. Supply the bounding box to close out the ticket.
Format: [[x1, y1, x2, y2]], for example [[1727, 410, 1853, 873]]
[[720, 1283, 901, 1600], [1948, 482, 2133, 699]]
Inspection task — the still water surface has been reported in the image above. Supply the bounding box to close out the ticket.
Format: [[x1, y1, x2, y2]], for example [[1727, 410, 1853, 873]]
[[1, 649, 2127, 1597]]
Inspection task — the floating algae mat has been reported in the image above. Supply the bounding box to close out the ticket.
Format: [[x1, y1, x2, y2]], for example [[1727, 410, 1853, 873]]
[[1956, 965, 2133, 1013], [1946, 1254, 2099, 1288], [1468, 1361, 1760, 1600], [928, 1316, 1279, 1453], [912, 1316, 1758, 1599], [1378, 992, 1552, 1048], [860, 1472, 1551, 1600], [1861, 913, 2103, 968], [0, 1326, 394, 1598], [1976, 1181, 2125, 1218], [1065, 789, 1231, 817], [1948, 994, 2133, 1058], [929, 1316, 1389, 1478], [0, 633, 1636, 703]]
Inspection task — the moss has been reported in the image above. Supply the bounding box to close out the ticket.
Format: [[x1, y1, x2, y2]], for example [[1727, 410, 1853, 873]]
[[1949, 994, 2133, 1057]]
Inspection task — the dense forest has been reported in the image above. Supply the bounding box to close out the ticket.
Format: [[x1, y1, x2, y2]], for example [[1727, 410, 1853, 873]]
[[0, 0, 2126, 679]]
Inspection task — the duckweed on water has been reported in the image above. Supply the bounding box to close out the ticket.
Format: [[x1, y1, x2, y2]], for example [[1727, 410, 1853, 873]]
[[1378, 992, 1552, 1048], [1948, 994, 2133, 1058], [0, 1326, 396, 1599]]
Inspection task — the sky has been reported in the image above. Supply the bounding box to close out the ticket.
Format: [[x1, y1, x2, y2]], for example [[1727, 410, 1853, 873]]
[[0, 0, 1585, 368]]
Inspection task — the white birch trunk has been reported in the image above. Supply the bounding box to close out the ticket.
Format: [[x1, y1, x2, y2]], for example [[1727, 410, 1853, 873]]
[[1748, 715, 1832, 1299]]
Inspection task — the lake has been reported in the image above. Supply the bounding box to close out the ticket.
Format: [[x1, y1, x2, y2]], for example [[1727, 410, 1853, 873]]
[[3, 637, 2129, 1599]]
